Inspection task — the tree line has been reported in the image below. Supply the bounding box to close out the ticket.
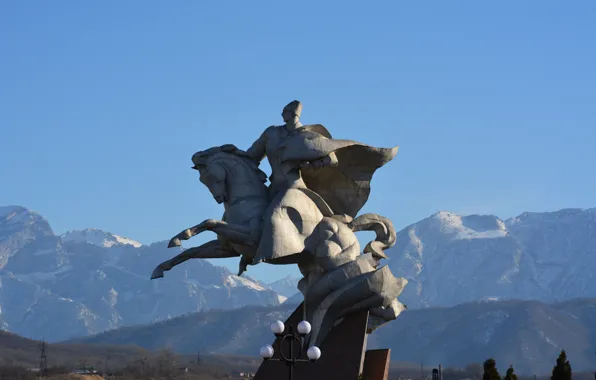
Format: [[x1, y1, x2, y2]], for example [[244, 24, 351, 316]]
[[392, 350, 581, 380], [481, 350, 572, 380]]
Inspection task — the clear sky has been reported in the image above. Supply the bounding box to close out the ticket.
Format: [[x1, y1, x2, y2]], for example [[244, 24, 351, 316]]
[[1, 1, 595, 282]]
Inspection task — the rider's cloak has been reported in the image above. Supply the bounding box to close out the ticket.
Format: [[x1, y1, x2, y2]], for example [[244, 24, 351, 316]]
[[281, 124, 398, 218], [253, 124, 398, 264]]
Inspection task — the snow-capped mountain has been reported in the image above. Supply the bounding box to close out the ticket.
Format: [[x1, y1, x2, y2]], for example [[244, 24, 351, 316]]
[[389, 208, 596, 308], [0, 205, 57, 268], [62, 228, 143, 248], [3, 204, 596, 341], [263, 275, 300, 298], [0, 206, 285, 341]]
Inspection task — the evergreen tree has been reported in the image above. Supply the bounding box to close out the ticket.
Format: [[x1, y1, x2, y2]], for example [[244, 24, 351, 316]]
[[504, 366, 518, 380], [483, 358, 501, 380], [551, 350, 572, 380]]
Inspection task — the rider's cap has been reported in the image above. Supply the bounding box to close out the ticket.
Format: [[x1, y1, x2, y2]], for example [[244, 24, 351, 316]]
[[282, 100, 302, 117]]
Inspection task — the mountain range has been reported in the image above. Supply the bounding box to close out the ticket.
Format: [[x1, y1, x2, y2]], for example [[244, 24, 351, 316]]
[[388, 208, 596, 308], [2, 205, 596, 346], [0, 206, 285, 341], [261, 275, 301, 298], [69, 298, 596, 375]]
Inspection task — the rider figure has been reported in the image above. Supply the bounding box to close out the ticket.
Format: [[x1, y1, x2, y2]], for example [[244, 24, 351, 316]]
[[223, 100, 397, 264], [229, 100, 337, 199]]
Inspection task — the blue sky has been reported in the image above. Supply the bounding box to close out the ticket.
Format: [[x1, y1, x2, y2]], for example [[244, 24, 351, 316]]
[[1, 1, 595, 282]]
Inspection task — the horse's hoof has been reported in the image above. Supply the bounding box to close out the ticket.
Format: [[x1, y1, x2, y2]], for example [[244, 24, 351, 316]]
[[150, 268, 164, 279], [168, 238, 181, 248]]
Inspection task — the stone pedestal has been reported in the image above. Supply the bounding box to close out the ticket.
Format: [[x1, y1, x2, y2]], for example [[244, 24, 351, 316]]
[[362, 349, 391, 380], [253, 303, 373, 380]]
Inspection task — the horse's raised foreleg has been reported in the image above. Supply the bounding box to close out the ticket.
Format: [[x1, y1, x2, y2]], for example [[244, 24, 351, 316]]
[[168, 219, 256, 248], [151, 239, 239, 279]]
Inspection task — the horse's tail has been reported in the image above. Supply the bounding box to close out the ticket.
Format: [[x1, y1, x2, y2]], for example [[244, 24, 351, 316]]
[[347, 213, 396, 259]]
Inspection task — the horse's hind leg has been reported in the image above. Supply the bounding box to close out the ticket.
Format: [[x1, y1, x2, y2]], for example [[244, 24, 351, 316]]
[[168, 225, 200, 247], [151, 239, 239, 279], [168, 219, 255, 248]]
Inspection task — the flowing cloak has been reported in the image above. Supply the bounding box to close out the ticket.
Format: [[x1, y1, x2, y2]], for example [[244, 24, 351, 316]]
[[281, 124, 398, 218], [252, 124, 398, 264]]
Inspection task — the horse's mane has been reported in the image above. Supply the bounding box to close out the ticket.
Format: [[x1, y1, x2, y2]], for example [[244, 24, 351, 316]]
[[192, 148, 268, 184]]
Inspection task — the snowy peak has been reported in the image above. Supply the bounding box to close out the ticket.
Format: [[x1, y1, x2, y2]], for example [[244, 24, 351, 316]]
[[61, 228, 143, 248], [0, 205, 53, 234], [505, 207, 595, 227], [0, 205, 286, 341], [0, 206, 56, 269], [0, 205, 27, 218], [389, 207, 596, 309], [429, 211, 508, 240], [222, 275, 289, 303], [224, 275, 266, 291], [266, 274, 300, 287], [265, 275, 300, 298]]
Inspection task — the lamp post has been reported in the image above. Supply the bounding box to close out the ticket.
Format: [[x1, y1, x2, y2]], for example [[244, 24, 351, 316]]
[[259, 320, 322, 380]]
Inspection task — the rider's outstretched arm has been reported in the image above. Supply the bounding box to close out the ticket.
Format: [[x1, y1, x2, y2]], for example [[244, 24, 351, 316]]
[[244, 127, 271, 163]]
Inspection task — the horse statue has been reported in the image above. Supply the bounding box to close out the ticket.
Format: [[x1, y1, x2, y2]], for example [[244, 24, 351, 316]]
[[150, 147, 269, 279], [151, 146, 395, 279], [150, 146, 407, 347]]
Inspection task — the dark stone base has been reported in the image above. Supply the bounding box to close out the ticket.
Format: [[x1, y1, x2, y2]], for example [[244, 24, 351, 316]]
[[363, 349, 391, 380], [253, 303, 374, 380]]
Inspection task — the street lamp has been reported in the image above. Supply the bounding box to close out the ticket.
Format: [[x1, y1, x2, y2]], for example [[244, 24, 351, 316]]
[[259, 320, 322, 380]]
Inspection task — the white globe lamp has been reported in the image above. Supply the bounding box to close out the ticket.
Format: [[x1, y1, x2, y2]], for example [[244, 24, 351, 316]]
[[259, 345, 274, 359], [270, 320, 285, 335], [297, 320, 312, 335], [307, 346, 321, 362]]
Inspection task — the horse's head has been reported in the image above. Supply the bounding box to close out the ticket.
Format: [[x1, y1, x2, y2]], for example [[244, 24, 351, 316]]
[[191, 147, 268, 205], [192, 148, 229, 204]]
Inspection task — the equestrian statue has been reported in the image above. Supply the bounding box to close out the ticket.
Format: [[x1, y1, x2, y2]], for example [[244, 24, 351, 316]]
[[150, 100, 408, 348]]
